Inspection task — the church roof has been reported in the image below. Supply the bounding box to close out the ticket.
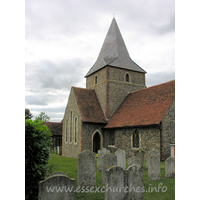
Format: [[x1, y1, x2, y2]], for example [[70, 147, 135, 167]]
[[85, 18, 146, 77], [44, 121, 63, 136], [73, 87, 107, 123], [105, 80, 175, 128]]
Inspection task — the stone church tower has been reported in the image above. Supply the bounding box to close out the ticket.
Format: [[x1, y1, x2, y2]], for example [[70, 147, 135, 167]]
[[85, 18, 146, 119], [62, 18, 175, 160]]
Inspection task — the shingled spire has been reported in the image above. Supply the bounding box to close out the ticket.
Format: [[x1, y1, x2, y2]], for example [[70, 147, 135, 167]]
[[85, 18, 146, 77]]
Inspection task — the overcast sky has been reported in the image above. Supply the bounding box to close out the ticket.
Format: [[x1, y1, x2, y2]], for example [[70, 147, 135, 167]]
[[25, 0, 175, 122]]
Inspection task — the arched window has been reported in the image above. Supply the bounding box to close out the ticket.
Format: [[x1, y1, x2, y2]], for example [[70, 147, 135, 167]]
[[125, 73, 130, 82], [132, 130, 139, 148], [70, 111, 72, 143], [95, 75, 97, 84], [66, 119, 68, 142], [74, 117, 77, 143]]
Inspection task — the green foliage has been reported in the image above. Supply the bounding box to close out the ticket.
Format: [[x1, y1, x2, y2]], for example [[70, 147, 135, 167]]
[[35, 112, 50, 122], [25, 118, 52, 200]]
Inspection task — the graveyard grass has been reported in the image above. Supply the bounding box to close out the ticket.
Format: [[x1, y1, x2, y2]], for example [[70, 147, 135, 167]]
[[48, 153, 175, 200]]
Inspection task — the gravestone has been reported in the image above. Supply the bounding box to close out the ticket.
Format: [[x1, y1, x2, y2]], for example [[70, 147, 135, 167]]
[[146, 149, 159, 168], [105, 164, 144, 200], [134, 149, 145, 168], [38, 173, 75, 200], [51, 171, 68, 176], [128, 156, 141, 168], [148, 154, 160, 181], [102, 153, 117, 184], [57, 146, 60, 155], [97, 148, 110, 171], [165, 156, 175, 178], [78, 150, 96, 186], [105, 166, 127, 200], [115, 149, 126, 169], [127, 164, 144, 200]]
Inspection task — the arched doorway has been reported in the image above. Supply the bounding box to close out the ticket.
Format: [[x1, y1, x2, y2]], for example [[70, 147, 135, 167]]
[[93, 132, 101, 153]]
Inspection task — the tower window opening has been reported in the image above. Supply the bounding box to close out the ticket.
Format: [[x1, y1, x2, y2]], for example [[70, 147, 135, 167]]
[[125, 73, 130, 82], [95, 76, 97, 84]]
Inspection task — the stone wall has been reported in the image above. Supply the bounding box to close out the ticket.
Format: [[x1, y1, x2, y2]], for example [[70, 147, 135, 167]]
[[81, 122, 106, 152], [86, 67, 107, 89], [62, 87, 81, 158], [107, 81, 145, 118], [107, 66, 145, 86], [161, 100, 175, 160], [86, 66, 146, 119], [104, 126, 160, 160]]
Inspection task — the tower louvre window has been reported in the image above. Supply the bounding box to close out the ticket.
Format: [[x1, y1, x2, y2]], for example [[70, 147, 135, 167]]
[[125, 73, 130, 82], [95, 75, 97, 84]]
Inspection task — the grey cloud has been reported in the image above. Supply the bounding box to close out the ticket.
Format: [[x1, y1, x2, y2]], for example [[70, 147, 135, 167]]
[[151, 14, 175, 35], [25, 95, 48, 106], [25, 89, 70, 106], [146, 71, 175, 87], [25, 0, 99, 41], [30, 106, 66, 113], [25, 59, 86, 93]]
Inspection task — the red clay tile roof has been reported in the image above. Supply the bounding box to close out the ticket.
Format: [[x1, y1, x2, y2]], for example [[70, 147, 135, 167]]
[[105, 80, 175, 128], [44, 121, 63, 136], [73, 87, 107, 123]]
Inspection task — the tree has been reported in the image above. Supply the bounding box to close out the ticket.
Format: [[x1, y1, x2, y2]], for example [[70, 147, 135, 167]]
[[25, 108, 33, 119], [25, 118, 52, 200], [35, 112, 50, 122]]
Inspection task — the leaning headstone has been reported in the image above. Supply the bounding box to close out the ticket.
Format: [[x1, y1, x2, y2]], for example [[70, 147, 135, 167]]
[[115, 149, 126, 169], [127, 164, 144, 200], [102, 153, 117, 184], [97, 148, 110, 171], [38, 173, 75, 200], [105, 166, 127, 200], [165, 156, 175, 178], [148, 154, 160, 181], [128, 156, 141, 168], [134, 149, 145, 168], [78, 150, 96, 186], [146, 149, 159, 168]]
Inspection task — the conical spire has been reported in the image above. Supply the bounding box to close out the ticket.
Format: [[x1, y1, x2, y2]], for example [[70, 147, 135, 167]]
[[85, 18, 146, 77]]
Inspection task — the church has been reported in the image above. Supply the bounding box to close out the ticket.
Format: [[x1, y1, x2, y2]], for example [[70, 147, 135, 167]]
[[62, 18, 175, 161]]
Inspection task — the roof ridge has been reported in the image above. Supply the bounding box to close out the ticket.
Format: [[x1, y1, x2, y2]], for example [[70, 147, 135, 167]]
[[72, 86, 95, 91], [129, 79, 175, 95], [105, 79, 175, 129]]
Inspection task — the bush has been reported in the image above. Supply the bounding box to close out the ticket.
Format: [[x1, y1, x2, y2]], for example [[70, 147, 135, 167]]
[[25, 118, 52, 200]]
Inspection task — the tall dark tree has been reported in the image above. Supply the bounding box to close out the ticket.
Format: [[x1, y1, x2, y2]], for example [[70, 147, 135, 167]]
[[25, 108, 33, 119]]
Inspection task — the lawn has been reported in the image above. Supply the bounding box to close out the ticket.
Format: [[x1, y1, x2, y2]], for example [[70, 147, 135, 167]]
[[48, 153, 175, 200]]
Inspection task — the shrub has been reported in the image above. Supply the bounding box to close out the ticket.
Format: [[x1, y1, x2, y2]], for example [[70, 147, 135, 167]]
[[25, 118, 52, 200]]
